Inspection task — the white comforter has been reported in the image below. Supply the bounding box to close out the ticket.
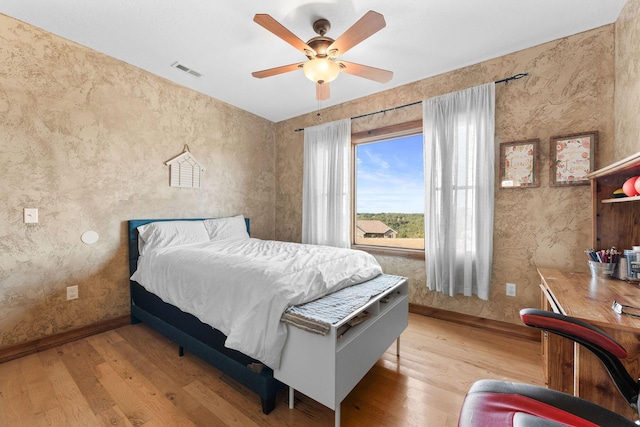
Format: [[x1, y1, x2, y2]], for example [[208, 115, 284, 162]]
[[130, 238, 382, 369]]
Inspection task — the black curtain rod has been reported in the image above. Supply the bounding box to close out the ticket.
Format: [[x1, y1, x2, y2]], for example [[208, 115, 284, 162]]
[[495, 72, 528, 85], [294, 72, 528, 132]]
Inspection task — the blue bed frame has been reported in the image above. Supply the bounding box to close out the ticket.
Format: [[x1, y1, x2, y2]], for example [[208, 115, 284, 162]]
[[128, 218, 284, 414]]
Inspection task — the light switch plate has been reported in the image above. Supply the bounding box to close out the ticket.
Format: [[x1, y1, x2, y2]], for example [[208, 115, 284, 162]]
[[24, 208, 38, 224]]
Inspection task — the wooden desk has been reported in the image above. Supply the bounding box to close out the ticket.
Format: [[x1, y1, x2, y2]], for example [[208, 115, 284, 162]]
[[538, 267, 640, 420]]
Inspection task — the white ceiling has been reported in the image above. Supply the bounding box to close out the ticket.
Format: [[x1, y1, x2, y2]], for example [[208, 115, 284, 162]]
[[0, 0, 628, 123]]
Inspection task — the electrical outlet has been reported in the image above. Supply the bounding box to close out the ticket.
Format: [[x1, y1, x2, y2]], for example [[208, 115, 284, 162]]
[[506, 283, 516, 297], [66, 285, 78, 300]]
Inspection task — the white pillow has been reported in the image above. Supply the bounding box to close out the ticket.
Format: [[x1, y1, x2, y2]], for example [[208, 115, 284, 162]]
[[138, 220, 209, 255], [203, 215, 250, 241]]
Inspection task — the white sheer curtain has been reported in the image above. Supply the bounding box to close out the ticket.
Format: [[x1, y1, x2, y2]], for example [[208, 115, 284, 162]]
[[423, 83, 495, 300], [302, 119, 351, 248]]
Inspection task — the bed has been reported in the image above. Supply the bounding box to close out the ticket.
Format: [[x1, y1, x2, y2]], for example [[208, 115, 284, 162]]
[[128, 216, 408, 426]]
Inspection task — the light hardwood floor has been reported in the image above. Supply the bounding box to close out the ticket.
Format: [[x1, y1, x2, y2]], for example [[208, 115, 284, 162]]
[[0, 313, 543, 426]]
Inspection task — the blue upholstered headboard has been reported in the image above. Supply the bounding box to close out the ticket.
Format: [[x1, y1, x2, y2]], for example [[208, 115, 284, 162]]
[[127, 217, 250, 277]]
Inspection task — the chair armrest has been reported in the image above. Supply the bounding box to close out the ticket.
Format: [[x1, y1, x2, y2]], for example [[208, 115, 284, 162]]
[[520, 308, 638, 410], [520, 308, 626, 358]]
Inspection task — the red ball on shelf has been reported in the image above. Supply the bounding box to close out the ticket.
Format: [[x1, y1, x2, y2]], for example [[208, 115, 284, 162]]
[[623, 176, 639, 197], [634, 177, 640, 196]]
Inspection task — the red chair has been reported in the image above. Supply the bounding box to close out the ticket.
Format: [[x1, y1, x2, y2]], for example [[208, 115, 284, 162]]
[[458, 308, 639, 426]]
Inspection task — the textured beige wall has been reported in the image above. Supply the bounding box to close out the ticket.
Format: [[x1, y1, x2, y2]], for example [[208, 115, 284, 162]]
[[275, 26, 616, 324], [616, 0, 640, 158], [0, 15, 276, 347]]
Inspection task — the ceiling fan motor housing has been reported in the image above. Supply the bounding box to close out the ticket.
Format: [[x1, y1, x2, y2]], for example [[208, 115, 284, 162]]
[[307, 19, 338, 58], [306, 36, 335, 59]]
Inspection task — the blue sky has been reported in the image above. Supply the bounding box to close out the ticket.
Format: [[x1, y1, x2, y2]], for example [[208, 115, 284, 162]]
[[356, 134, 424, 214]]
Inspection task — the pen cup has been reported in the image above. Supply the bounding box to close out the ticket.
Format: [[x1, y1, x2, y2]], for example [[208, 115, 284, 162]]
[[588, 260, 616, 278]]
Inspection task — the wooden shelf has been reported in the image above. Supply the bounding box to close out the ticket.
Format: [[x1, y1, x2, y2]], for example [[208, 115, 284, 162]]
[[590, 151, 640, 249], [601, 195, 640, 204], [587, 151, 640, 179]]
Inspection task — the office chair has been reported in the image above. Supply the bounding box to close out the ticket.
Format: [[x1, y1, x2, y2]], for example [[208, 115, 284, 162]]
[[458, 308, 640, 426]]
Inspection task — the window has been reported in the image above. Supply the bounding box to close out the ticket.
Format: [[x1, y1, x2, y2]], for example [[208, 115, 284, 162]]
[[352, 122, 424, 252]]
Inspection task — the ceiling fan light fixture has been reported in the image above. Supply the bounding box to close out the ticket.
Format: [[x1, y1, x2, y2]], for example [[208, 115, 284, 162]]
[[302, 58, 340, 84]]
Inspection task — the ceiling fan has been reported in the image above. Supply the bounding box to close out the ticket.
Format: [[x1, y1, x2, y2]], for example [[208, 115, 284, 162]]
[[251, 10, 393, 101]]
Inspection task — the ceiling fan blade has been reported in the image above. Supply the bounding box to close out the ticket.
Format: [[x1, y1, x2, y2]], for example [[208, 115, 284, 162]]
[[316, 82, 330, 101], [327, 11, 386, 57], [338, 61, 393, 83], [254, 14, 316, 57], [252, 63, 302, 79]]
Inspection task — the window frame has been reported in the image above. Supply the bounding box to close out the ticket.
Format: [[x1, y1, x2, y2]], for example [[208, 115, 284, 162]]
[[351, 119, 425, 260]]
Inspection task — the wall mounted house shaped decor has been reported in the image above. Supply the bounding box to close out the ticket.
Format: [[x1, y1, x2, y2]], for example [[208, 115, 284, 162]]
[[165, 145, 205, 189], [550, 131, 598, 186]]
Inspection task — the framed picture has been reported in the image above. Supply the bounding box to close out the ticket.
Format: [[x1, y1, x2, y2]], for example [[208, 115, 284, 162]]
[[550, 131, 598, 186], [499, 139, 540, 188]]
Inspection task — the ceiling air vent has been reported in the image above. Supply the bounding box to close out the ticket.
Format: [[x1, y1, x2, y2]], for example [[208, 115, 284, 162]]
[[171, 62, 202, 78]]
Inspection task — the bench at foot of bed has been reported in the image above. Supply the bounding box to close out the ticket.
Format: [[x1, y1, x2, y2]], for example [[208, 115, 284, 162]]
[[277, 277, 409, 427]]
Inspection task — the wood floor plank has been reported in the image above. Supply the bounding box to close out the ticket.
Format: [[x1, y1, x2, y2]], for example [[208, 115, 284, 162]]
[[89, 336, 197, 427], [20, 354, 59, 415], [59, 338, 116, 415], [166, 351, 291, 426], [111, 331, 217, 425], [36, 348, 102, 426], [344, 364, 460, 426], [36, 407, 66, 427], [94, 360, 157, 426], [0, 313, 544, 426], [96, 404, 136, 427], [183, 379, 259, 427], [0, 357, 37, 426]]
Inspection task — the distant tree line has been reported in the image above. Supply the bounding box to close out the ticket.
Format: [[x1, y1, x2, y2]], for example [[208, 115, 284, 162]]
[[357, 213, 424, 238]]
